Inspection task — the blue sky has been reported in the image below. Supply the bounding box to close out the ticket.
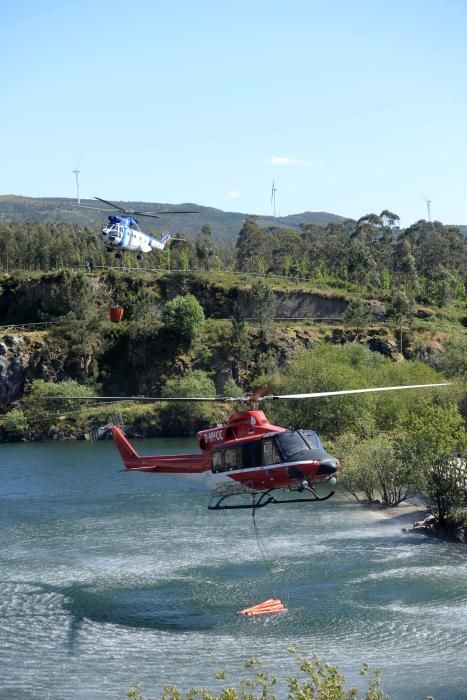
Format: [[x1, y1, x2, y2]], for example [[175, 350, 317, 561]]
[[2, 0, 466, 226]]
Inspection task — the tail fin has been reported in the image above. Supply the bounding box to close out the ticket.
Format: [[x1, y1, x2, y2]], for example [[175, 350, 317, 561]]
[[150, 232, 170, 250], [111, 425, 139, 467], [159, 232, 170, 248]]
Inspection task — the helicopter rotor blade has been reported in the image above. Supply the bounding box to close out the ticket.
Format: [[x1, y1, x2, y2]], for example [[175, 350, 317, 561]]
[[43, 395, 247, 403], [42, 383, 451, 405], [71, 204, 119, 212], [93, 197, 199, 218], [131, 209, 199, 217], [129, 211, 161, 218], [94, 197, 128, 213], [258, 382, 451, 401]]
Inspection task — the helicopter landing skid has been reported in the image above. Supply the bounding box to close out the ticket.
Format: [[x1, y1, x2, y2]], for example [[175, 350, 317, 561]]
[[208, 487, 335, 511]]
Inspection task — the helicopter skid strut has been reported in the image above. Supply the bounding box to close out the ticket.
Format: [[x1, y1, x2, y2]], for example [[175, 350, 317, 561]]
[[208, 486, 335, 510]]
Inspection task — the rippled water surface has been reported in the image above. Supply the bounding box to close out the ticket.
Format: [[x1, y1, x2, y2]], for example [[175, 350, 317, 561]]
[[1, 439, 467, 699]]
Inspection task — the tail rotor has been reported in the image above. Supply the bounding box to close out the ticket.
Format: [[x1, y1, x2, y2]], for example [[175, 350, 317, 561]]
[[91, 413, 124, 442]]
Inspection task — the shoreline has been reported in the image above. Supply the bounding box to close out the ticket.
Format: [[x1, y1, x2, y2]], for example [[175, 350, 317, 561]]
[[369, 499, 467, 543], [372, 499, 429, 525]]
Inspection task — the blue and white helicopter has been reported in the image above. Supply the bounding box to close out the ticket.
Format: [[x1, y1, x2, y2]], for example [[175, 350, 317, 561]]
[[81, 197, 198, 259]]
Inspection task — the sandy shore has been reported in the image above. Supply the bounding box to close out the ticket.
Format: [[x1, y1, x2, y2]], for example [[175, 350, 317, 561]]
[[369, 499, 429, 528]]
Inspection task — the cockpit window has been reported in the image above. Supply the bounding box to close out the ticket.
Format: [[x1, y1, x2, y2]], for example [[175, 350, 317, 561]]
[[300, 430, 324, 450], [275, 431, 310, 459]]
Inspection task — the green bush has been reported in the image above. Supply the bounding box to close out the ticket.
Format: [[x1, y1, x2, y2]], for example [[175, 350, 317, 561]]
[[1, 408, 29, 437], [22, 379, 97, 432], [334, 433, 415, 506], [162, 294, 205, 345], [127, 651, 390, 699], [159, 370, 218, 436]]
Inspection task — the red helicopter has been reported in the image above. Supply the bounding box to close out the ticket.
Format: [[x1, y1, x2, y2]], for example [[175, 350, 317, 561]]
[[88, 382, 449, 511]]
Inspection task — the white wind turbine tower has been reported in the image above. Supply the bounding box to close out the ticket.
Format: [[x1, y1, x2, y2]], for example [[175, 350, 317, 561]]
[[423, 197, 431, 222], [73, 166, 81, 203], [271, 180, 278, 217]]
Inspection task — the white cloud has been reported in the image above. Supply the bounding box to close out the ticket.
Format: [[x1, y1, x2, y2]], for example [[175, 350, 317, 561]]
[[270, 156, 313, 166], [227, 191, 241, 198]]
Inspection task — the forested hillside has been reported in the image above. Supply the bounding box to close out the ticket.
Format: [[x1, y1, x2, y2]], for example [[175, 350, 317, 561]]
[[0, 206, 465, 448], [0, 195, 347, 245], [0, 209, 465, 312]]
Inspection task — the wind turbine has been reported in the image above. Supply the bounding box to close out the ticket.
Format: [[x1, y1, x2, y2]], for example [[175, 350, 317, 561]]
[[271, 180, 278, 217], [423, 197, 431, 222], [73, 166, 81, 204]]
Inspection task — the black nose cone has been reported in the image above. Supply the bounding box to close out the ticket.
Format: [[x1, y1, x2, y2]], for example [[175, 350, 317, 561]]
[[317, 456, 339, 475]]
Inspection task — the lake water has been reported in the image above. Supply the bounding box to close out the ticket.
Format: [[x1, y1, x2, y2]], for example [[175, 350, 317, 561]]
[[1, 439, 467, 699]]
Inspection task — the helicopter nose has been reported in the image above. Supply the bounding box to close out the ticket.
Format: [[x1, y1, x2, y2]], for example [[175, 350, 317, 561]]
[[316, 457, 340, 475]]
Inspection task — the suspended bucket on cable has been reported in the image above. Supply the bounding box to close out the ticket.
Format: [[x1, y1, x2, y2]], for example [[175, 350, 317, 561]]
[[109, 304, 124, 323], [239, 599, 287, 616]]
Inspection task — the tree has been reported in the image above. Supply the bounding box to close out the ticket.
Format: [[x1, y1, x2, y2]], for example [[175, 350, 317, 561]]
[[335, 434, 414, 506], [161, 294, 205, 345], [401, 220, 466, 283], [40, 270, 98, 321], [247, 281, 276, 336], [396, 402, 467, 527], [195, 224, 217, 271], [430, 266, 457, 307], [269, 228, 304, 276], [429, 337, 467, 379], [159, 370, 216, 435], [419, 452, 467, 529], [347, 241, 379, 289], [386, 290, 413, 352], [22, 379, 97, 433], [350, 211, 399, 273], [343, 298, 373, 334], [266, 345, 381, 439], [50, 316, 103, 382], [332, 433, 377, 503], [301, 221, 350, 279], [236, 217, 270, 272], [228, 305, 253, 383], [393, 238, 418, 296]]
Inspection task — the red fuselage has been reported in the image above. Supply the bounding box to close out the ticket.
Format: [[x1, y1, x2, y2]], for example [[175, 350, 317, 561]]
[[111, 410, 339, 497]]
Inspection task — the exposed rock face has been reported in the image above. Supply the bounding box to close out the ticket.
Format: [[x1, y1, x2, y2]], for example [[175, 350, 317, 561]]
[[0, 334, 66, 411], [367, 335, 401, 359], [156, 276, 352, 320], [0, 335, 33, 410]]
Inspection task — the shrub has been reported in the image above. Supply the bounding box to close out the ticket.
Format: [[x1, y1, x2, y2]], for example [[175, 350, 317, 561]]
[[1, 408, 29, 438], [127, 651, 390, 699], [162, 294, 205, 344], [334, 433, 414, 506], [22, 379, 97, 432]]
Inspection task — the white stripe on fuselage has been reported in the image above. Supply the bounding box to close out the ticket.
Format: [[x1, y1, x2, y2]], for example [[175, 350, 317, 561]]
[[129, 459, 318, 493]]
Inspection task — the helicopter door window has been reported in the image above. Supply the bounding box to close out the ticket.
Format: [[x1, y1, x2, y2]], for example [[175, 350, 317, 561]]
[[263, 438, 282, 466], [241, 441, 262, 469], [212, 449, 223, 473], [224, 448, 238, 471]]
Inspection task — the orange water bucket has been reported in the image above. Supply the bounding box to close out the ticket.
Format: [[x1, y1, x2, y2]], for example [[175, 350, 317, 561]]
[[109, 305, 125, 323]]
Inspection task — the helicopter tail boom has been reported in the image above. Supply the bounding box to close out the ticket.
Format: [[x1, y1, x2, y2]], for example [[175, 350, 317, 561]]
[[112, 426, 139, 465], [150, 232, 170, 251]]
